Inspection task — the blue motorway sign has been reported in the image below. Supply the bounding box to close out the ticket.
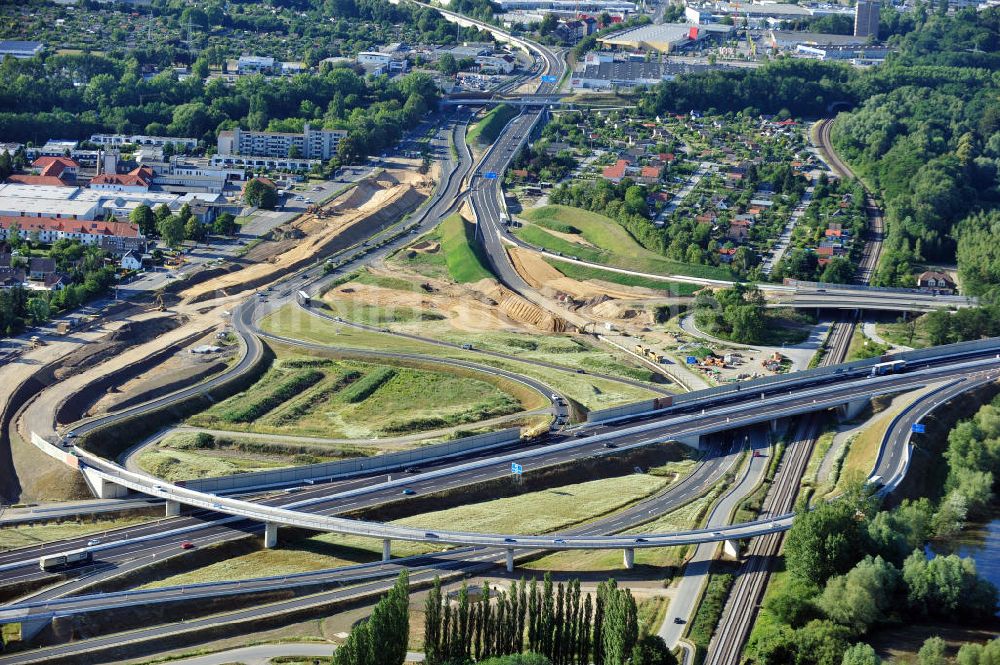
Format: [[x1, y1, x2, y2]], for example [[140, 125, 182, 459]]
[[912, 423, 926, 434], [541, 75, 557, 83], [484, 171, 498, 179], [511, 462, 523, 474], [686, 356, 698, 364]]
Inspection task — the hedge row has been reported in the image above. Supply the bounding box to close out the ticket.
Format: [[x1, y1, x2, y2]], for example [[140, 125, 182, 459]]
[[222, 369, 325, 423], [340, 367, 396, 404]]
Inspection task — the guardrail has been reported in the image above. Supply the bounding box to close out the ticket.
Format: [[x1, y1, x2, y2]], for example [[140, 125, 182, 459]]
[[587, 336, 1000, 424], [183, 427, 523, 493]]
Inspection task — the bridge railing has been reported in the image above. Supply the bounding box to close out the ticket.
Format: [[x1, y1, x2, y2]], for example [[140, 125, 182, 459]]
[[588, 336, 1000, 424], [182, 427, 523, 493]]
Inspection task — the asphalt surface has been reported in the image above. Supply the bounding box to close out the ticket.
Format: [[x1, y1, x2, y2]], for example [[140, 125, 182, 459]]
[[0, 435, 743, 665]]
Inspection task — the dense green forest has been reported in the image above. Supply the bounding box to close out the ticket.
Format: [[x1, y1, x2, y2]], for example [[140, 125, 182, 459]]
[[0, 52, 440, 167]]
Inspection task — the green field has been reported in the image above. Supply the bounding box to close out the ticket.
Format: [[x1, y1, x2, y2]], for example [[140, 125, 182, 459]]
[[0, 516, 154, 551], [468, 104, 518, 146], [398, 474, 669, 534], [188, 355, 525, 439], [259, 306, 663, 410], [139, 534, 436, 589], [546, 259, 701, 296], [440, 213, 493, 283], [142, 471, 679, 587], [389, 231, 450, 280], [876, 316, 932, 349], [518, 205, 733, 281]]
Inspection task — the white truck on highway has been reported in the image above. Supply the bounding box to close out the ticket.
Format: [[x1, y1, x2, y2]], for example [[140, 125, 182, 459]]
[[39, 548, 93, 572]]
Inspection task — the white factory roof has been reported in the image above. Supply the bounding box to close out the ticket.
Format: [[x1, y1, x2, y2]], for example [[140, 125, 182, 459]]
[[0, 184, 82, 200], [0, 196, 97, 217], [600, 22, 732, 51]]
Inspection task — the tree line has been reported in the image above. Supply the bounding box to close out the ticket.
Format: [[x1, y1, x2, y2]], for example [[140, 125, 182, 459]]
[[747, 480, 998, 664], [424, 574, 674, 665], [333, 570, 410, 665]]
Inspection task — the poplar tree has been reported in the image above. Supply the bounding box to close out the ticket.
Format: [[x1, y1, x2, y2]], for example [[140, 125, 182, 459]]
[[425, 578, 442, 665], [580, 593, 593, 665]]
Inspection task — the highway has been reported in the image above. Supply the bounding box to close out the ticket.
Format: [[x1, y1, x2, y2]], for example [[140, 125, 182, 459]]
[[0, 436, 740, 627], [0, 11, 992, 665], [67, 347, 1000, 553], [702, 123, 888, 662]]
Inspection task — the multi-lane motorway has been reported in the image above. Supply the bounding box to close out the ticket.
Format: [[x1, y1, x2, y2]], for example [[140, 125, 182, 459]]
[[2, 12, 996, 665]]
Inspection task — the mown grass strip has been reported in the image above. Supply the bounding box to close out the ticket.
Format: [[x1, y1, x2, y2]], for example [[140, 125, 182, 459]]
[[547, 259, 701, 296], [268, 370, 362, 426]]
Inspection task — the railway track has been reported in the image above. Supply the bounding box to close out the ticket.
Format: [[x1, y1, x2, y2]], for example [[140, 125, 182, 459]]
[[704, 120, 875, 662], [815, 118, 884, 285], [705, 317, 854, 664]]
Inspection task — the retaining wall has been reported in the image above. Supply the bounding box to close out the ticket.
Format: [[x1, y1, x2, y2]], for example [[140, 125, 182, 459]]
[[183, 427, 523, 493]]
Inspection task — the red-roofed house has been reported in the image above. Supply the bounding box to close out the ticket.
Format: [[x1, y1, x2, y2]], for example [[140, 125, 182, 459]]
[[0, 216, 143, 248], [4, 174, 72, 187], [32, 157, 79, 179], [640, 165, 661, 181], [89, 166, 153, 193], [601, 159, 630, 183]]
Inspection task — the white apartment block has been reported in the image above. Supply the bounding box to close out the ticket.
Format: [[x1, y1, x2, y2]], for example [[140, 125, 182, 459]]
[[217, 124, 347, 161]]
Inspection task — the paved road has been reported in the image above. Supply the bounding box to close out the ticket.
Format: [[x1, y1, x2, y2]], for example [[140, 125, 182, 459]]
[[153, 643, 424, 665], [659, 427, 772, 650]]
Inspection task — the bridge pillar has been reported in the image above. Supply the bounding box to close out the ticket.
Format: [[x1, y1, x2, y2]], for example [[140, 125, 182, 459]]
[[165, 500, 181, 517], [672, 434, 701, 450], [505, 548, 514, 573], [723, 540, 740, 560], [623, 548, 635, 570], [264, 522, 278, 549], [839, 397, 869, 422], [382, 539, 392, 562], [80, 467, 128, 499], [17, 615, 52, 643]]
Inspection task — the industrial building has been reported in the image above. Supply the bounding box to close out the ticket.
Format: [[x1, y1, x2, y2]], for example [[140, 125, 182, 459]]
[[570, 54, 717, 90], [854, 1, 880, 39], [598, 22, 732, 53], [89, 134, 199, 151], [497, 0, 636, 11], [216, 124, 347, 162]]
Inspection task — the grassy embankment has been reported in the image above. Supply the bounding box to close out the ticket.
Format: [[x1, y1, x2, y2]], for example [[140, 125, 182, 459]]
[[0, 516, 154, 551], [259, 305, 663, 410], [186, 355, 526, 441], [876, 315, 933, 349], [847, 325, 892, 361], [467, 104, 518, 146], [518, 205, 732, 282], [439, 212, 493, 283], [141, 472, 680, 588]]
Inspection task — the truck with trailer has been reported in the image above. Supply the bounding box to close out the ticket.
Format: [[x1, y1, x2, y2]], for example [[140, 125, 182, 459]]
[[870, 359, 906, 377], [39, 548, 93, 572]]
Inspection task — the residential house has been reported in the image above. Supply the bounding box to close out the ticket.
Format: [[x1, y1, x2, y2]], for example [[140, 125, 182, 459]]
[[31, 156, 79, 180], [601, 159, 630, 183], [120, 251, 143, 271], [28, 257, 56, 281], [917, 271, 956, 294], [89, 166, 154, 193]]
